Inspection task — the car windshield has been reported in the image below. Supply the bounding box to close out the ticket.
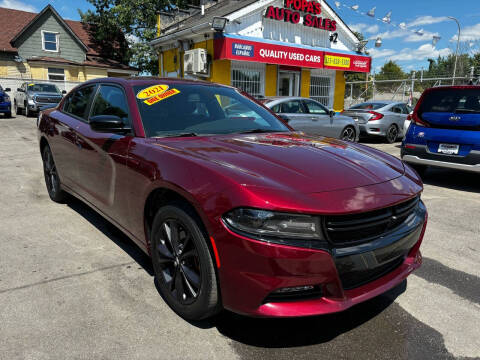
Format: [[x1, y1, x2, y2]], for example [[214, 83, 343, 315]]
[[134, 83, 290, 137], [419, 88, 480, 114], [27, 84, 60, 93], [349, 103, 387, 110]]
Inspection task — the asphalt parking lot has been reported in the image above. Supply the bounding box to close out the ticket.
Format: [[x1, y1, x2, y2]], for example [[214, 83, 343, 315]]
[[1, 113, 479, 360]]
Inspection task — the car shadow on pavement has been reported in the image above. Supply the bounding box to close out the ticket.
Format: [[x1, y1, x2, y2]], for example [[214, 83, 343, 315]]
[[420, 167, 480, 193], [192, 280, 407, 347], [66, 196, 154, 276]]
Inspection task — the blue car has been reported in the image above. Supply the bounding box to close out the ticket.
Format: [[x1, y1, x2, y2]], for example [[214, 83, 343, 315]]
[[401, 86, 480, 175], [0, 85, 12, 118]]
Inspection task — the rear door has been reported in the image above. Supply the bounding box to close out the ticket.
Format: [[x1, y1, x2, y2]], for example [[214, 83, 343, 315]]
[[391, 104, 407, 130], [75, 83, 133, 222], [275, 100, 311, 131], [50, 85, 97, 188], [302, 99, 335, 136]]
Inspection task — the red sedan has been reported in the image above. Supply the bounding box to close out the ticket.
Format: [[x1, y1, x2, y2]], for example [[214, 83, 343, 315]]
[[37, 78, 427, 320]]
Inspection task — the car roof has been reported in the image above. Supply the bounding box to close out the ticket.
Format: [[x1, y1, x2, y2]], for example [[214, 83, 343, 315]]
[[81, 76, 235, 89]]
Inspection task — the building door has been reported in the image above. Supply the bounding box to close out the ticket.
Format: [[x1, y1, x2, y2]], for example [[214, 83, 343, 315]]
[[278, 72, 300, 97]]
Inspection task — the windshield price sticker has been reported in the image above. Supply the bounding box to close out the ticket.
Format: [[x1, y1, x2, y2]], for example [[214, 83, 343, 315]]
[[143, 88, 181, 106], [137, 84, 170, 100]]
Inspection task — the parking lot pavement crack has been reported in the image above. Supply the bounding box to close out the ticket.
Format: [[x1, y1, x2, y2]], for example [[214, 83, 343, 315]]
[[0, 261, 136, 295]]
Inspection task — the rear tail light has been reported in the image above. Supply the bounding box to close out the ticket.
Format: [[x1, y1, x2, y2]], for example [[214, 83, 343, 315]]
[[410, 112, 430, 127], [367, 111, 384, 121]]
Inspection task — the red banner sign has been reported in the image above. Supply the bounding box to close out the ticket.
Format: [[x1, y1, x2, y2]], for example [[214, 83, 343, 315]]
[[214, 36, 371, 73]]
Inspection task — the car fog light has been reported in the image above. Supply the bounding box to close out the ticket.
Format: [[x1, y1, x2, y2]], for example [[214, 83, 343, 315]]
[[272, 285, 315, 294]]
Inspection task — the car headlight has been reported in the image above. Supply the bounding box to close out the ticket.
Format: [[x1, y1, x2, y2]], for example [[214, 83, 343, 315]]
[[4, 95, 10, 102], [223, 208, 324, 240]]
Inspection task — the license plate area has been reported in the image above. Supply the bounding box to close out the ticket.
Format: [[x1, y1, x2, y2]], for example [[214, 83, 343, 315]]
[[438, 143, 459, 155]]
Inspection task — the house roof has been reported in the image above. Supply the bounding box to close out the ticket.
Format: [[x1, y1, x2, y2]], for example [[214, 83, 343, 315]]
[[10, 5, 88, 52], [161, 0, 259, 36], [0, 6, 104, 56]]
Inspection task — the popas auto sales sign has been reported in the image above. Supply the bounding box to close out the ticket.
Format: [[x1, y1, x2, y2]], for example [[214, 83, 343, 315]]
[[264, 0, 337, 32]]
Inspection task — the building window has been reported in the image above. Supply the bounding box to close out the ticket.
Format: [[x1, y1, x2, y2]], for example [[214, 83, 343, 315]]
[[42, 31, 59, 52], [310, 69, 335, 108], [231, 62, 265, 98], [48, 68, 65, 82]]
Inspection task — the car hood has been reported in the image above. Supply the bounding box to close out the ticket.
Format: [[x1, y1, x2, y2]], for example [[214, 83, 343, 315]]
[[151, 132, 406, 193]]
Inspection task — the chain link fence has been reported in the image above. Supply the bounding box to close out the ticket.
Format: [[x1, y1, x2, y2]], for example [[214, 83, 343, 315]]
[[345, 71, 477, 109]]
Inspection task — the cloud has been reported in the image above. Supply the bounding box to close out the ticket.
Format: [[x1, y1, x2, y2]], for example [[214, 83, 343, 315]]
[[370, 28, 440, 43], [349, 23, 380, 35], [407, 16, 449, 28], [452, 23, 480, 41], [0, 0, 37, 12], [370, 44, 451, 63]]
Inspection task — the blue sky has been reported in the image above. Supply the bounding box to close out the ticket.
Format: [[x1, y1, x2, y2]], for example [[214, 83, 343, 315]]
[[1, 0, 479, 73]]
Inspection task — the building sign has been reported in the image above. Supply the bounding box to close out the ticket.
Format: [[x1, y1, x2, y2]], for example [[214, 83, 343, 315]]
[[215, 36, 371, 73], [264, 0, 337, 32]]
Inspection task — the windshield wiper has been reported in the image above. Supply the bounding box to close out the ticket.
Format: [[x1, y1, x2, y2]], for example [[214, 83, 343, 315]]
[[238, 129, 279, 134], [157, 132, 198, 138]]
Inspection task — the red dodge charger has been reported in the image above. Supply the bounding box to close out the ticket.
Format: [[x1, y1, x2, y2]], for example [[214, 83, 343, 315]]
[[37, 77, 427, 320]]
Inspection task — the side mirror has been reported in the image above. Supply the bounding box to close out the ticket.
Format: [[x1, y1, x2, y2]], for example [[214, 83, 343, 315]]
[[4, 88, 11, 92], [62, 90, 67, 95], [329, 110, 336, 118], [90, 115, 132, 134], [17, 88, 23, 92]]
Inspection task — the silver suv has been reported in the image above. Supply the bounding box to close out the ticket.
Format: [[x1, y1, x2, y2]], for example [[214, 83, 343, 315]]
[[14, 82, 65, 117]]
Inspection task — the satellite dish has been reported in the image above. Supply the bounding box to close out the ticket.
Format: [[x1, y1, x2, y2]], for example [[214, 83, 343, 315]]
[[14, 55, 24, 63]]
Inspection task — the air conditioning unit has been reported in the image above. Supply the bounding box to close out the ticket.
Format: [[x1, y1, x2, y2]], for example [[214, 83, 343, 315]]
[[184, 48, 208, 75]]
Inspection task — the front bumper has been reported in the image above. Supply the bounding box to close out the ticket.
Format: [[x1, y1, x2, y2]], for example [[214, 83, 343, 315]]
[[28, 102, 60, 112], [215, 201, 427, 317], [0, 102, 11, 113], [402, 144, 480, 173]]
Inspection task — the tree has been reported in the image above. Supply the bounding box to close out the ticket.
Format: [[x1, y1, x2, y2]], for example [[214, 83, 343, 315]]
[[79, 0, 195, 75], [376, 61, 407, 80]]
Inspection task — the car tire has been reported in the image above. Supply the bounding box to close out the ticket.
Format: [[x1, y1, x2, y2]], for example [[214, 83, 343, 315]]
[[5, 112, 12, 118], [386, 124, 399, 144], [151, 204, 221, 321], [42, 145, 67, 203], [341, 126, 356, 142], [14, 101, 21, 115], [25, 104, 30, 117]]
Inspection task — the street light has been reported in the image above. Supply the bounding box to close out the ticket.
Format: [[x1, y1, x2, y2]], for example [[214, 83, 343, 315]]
[[448, 16, 461, 85]]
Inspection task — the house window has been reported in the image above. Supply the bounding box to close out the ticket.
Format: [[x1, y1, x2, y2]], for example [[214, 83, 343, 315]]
[[42, 31, 59, 52], [310, 69, 336, 108], [48, 68, 65, 82], [231, 62, 265, 99]]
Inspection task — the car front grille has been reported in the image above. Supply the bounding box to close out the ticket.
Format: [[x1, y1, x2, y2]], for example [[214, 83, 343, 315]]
[[35, 96, 62, 104], [0, 96, 3, 103], [324, 196, 420, 247]]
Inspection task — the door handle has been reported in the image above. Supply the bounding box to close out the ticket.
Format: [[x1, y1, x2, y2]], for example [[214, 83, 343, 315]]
[[310, 117, 318, 121]]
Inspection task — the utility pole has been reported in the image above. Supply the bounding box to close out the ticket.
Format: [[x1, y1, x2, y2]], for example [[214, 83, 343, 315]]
[[448, 16, 461, 85]]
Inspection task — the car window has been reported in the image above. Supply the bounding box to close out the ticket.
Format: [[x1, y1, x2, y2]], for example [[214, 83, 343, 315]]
[[304, 100, 328, 115], [90, 85, 130, 125], [271, 104, 281, 113], [400, 104, 410, 114], [350, 103, 387, 110], [27, 83, 60, 93], [63, 86, 95, 120], [392, 105, 403, 114], [133, 83, 289, 137], [419, 88, 480, 115], [280, 100, 305, 114]]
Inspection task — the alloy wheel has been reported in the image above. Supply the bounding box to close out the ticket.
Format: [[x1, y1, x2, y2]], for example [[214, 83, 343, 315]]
[[386, 125, 398, 144], [155, 219, 201, 305], [342, 127, 356, 142], [43, 147, 59, 197]]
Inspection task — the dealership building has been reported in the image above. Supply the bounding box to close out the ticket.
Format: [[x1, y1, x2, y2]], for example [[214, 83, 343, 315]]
[[151, 0, 371, 111]]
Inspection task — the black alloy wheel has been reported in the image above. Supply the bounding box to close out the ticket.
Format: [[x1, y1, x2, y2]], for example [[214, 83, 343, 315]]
[[151, 205, 220, 320], [386, 124, 399, 144], [42, 146, 67, 203], [341, 126, 356, 142]]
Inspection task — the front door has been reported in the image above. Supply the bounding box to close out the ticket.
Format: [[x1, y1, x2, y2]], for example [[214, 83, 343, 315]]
[[75, 84, 133, 223], [278, 72, 300, 97]]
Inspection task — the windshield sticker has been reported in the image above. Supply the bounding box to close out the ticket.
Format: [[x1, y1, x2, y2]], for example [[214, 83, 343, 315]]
[[28, 83, 35, 87], [137, 84, 169, 100], [143, 88, 181, 106]]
